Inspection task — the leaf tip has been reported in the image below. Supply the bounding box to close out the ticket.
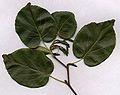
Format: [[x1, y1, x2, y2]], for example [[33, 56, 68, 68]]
[[110, 19, 115, 25], [27, 2, 31, 6], [2, 54, 7, 59], [2, 54, 8, 62]]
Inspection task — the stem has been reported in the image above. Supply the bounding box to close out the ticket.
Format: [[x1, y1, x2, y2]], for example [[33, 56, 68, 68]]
[[42, 41, 49, 49], [52, 55, 67, 68], [66, 38, 74, 42], [50, 76, 65, 84], [65, 80, 77, 95], [51, 76, 78, 95], [69, 59, 82, 64], [67, 64, 70, 84], [52, 56, 78, 95], [50, 40, 78, 95]]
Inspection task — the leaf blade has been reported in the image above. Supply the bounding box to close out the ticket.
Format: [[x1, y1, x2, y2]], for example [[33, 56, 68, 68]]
[[52, 11, 77, 39], [73, 19, 116, 66], [2, 48, 54, 88], [15, 3, 57, 48]]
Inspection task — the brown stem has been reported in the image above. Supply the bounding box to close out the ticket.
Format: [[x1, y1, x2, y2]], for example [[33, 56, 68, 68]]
[[67, 63, 77, 85], [52, 56, 78, 95], [51, 45, 78, 95], [67, 64, 70, 84], [65, 80, 78, 95], [52, 55, 67, 69]]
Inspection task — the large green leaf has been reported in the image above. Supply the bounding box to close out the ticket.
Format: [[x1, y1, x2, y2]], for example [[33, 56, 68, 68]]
[[2, 48, 54, 88], [15, 3, 57, 48], [73, 19, 116, 67], [52, 11, 77, 39]]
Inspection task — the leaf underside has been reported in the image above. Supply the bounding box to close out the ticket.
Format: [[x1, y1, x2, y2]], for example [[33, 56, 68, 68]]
[[2, 48, 54, 88], [73, 19, 116, 67]]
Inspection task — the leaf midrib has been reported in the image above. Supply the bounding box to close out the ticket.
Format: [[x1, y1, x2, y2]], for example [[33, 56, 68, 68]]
[[82, 23, 113, 59], [28, 4, 42, 41], [82, 26, 101, 59], [29, 5, 55, 42], [82, 35, 101, 59], [57, 15, 72, 35]]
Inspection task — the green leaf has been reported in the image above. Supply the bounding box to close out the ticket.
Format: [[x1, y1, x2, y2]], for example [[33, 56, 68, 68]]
[[73, 19, 116, 67], [52, 11, 77, 39], [2, 48, 54, 88], [15, 3, 57, 48], [35, 46, 52, 54]]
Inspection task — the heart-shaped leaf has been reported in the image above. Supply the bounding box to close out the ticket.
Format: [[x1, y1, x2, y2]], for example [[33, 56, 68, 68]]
[[15, 3, 57, 48], [52, 11, 77, 39], [73, 19, 116, 67], [2, 48, 54, 88]]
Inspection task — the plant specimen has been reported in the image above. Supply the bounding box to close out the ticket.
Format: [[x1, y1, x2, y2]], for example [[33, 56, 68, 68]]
[[2, 3, 116, 95]]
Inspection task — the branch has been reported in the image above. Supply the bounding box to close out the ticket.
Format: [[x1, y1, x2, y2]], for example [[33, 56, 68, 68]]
[[52, 55, 67, 68]]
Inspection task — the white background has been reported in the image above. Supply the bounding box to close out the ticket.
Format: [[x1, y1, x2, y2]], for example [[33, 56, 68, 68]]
[[0, 0, 120, 95]]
